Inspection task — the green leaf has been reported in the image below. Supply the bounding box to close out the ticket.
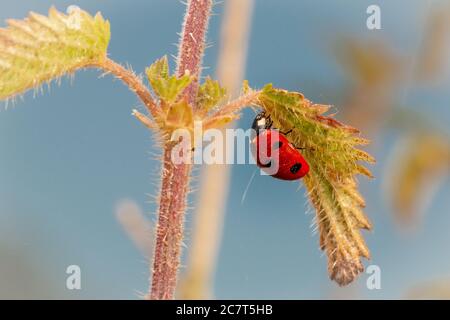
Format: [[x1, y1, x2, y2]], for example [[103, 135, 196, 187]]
[[0, 6, 110, 100], [146, 56, 192, 104], [259, 84, 373, 179], [257, 84, 374, 286], [146, 55, 169, 81], [196, 77, 227, 114], [304, 172, 370, 286]]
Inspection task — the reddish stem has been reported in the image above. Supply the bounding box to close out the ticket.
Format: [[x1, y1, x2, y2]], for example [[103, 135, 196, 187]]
[[177, 0, 213, 105], [149, 145, 192, 299], [149, 0, 213, 300]]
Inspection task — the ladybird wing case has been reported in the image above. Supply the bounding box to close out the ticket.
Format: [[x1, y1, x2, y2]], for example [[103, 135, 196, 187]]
[[275, 136, 310, 180], [252, 130, 310, 180]]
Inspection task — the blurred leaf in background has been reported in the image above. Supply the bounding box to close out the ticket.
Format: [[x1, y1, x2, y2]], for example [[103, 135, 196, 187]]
[[384, 133, 450, 225], [336, 4, 450, 230], [406, 278, 450, 299], [335, 38, 403, 136], [0, 243, 61, 299], [115, 199, 153, 258], [414, 6, 450, 83]]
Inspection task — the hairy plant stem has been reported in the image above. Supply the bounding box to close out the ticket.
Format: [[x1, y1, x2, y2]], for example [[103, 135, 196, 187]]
[[150, 145, 192, 299], [95, 58, 159, 119], [149, 0, 213, 300], [205, 90, 260, 124], [177, 0, 213, 105]]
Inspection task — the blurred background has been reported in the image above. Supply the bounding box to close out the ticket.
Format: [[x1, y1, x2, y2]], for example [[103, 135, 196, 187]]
[[1, 0, 450, 299]]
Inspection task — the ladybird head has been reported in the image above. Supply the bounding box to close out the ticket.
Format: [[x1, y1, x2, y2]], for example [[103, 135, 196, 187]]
[[252, 111, 273, 135]]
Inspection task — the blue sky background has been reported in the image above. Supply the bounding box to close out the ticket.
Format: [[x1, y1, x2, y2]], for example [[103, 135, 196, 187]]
[[1, 0, 450, 299]]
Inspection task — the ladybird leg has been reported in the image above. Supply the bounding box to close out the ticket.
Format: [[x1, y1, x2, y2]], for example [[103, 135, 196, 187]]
[[280, 129, 293, 135], [295, 146, 315, 151]]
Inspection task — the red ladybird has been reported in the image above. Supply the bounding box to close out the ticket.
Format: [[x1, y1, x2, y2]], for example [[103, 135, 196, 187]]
[[251, 111, 309, 180]]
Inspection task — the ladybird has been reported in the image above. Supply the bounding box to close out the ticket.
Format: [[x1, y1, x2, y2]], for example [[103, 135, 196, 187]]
[[251, 111, 310, 180]]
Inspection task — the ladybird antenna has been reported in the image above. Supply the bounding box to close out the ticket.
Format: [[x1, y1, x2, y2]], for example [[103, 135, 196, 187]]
[[241, 169, 258, 205]]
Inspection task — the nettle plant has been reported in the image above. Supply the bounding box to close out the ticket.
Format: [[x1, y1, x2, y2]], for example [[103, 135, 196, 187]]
[[0, 2, 375, 299]]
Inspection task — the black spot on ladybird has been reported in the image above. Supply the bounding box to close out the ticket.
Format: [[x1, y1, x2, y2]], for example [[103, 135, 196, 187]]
[[290, 163, 302, 174], [272, 141, 283, 150]]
